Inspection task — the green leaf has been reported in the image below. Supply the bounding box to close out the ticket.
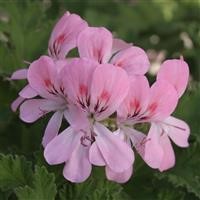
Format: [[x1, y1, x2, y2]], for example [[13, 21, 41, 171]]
[[0, 154, 32, 190], [0, 189, 13, 200], [15, 166, 56, 200], [155, 143, 200, 199], [0, 0, 53, 75]]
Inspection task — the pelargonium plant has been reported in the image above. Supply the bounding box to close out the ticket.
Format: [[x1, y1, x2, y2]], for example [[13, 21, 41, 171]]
[[10, 11, 190, 183]]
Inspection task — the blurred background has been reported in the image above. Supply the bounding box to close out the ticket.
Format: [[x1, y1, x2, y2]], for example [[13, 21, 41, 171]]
[[0, 0, 200, 199]]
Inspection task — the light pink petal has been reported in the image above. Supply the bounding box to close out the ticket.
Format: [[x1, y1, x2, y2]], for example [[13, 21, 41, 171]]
[[48, 11, 88, 59], [61, 58, 97, 104], [159, 133, 175, 172], [77, 27, 113, 63], [19, 84, 37, 98], [106, 166, 133, 183], [163, 116, 190, 147], [113, 128, 129, 143], [110, 46, 150, 75], [148, 80, 178, 121], [111, 38, 132, 55], [42, 111, 63, 147], [123, 127, 146, 158], [19, 99, 61, 123], [10, 69, 28, 80], [63, 145, 91, 183], [64, 104, 89, 130], [93, 122, 134, 173], [144, 123, 164, 168], [91, 64, 130, 120], [11, 96, 25, 112], [44, 127, 81, 165], [157, 59, 189, 98], [54, 59, 68, 73], [117, 76, 150, 121], [89, 142, 106, 166], [27, 56, 58, 99]]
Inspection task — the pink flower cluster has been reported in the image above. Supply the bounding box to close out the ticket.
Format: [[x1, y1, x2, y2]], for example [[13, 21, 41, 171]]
[[11, 11, 190, 183]]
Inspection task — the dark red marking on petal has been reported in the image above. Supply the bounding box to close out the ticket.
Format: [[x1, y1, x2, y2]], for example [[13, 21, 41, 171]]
[[93, 48, 103, 63], [79, 84, 88, 96], [115, 60, 124, 67], [51, 34, 66, 58], [99, 105, 109, 113], [94, 99, 100, 112], [77, 97, 86, 109], [148, 102, 157, 113], [44, 79, 52, 88], [86, 95, 91, 107], [130, 98, 141, 113], [139, 116, 149, 120], [100, 90, 110, 101], [56, 34, 65, 44]]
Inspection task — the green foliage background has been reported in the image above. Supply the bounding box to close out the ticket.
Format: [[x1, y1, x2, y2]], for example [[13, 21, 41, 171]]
[[0, 0, 200, 199]]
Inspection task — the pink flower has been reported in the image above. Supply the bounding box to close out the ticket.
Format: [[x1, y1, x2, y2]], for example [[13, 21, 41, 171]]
[[18, 56, 75, 147], [44, 126, 92, 183], [11, 11, 88, 111], [48, 11, 88, 59], [9, 10, 190, 184], [44, 58, 135, 182], [118, 76, 179, 124], [77, 27, 150, 76], [117, 59, 190, 172], [144, 59, 190, 170]]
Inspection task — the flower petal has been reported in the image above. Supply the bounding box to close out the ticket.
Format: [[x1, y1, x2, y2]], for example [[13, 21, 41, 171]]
[[148, 80, 178, 121], [27, 56, 58, 99], [117, 75, 150, 121], [19, 99, 60, 123], [157, 59, 189, 97], [159, 133, 175, 172], [106, 166, 133, 183], [89, 142, 105, 166], [42, 111, 63, 147], [123, 127, 146, 158], [48, 11, 88, 59], [44, 127, 81, 165], [54, 59, 68, 73], [63, 145, 91, 183], [61, 58, 97, 104], [144, 123, 164, 168], [19, 84, 37, 98], [77, 27, 113, 63], [110, 46, 150, 75], [11, 96, 25, 112], [91, 64, 130, 120], [64, 104, 89, 130], [10, 69, 28, 80], [111, 38, 132, 55], [163, 116, 190, 147], [93, 122, 134, 173]]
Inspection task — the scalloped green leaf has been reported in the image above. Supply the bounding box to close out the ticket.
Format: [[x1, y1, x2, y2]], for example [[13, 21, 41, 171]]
[[0, 154, 32, 190], [15, 166, 56, 200]]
